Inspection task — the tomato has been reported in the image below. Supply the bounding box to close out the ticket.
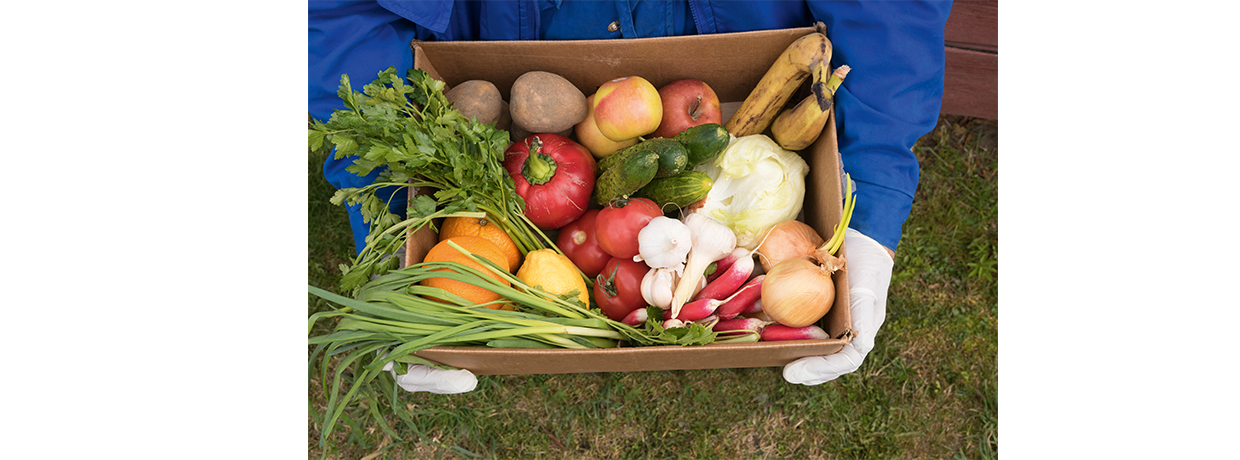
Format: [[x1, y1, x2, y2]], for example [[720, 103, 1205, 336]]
[[593, 256, 650, 321], [594, 197, 663, 259], [503, 134, 597, 229], [556, 209, 610, 278]]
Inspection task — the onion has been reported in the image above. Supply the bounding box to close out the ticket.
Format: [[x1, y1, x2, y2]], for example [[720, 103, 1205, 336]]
[[754, 220, 823, 272], [760, 255, 845, 328], [753, 173, 857, 328]]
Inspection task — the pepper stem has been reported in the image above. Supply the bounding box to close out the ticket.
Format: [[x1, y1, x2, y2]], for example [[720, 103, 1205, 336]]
[[521, 136, 558, 185]]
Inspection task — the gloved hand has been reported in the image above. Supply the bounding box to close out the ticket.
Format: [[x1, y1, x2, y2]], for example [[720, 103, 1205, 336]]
[[381, 361, 478, 394], [783, 228, 893, 385]]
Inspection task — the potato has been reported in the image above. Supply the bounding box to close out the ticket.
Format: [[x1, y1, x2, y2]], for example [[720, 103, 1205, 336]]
[[510, 71, 587, 134], [445, 80, 504, 125], [496, 100, 512, 132]]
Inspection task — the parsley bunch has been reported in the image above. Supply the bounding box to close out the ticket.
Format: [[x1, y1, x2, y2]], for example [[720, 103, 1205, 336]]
[[309, 67, 556, 293]]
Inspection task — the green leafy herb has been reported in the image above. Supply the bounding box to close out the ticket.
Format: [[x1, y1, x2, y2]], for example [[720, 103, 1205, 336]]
[[639, 306, 718, 346], [309, 67, 558, 294]]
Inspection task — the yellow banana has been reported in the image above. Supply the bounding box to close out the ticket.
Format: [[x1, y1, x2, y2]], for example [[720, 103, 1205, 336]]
[[771, 65, 850, 151], [724, 32, 832, 138]]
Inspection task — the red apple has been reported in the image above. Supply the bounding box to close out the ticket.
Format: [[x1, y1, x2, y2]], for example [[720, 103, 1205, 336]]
[[591, 76, 662, 142], [652, 79, 722, 139], [575, 94, 640, 159]]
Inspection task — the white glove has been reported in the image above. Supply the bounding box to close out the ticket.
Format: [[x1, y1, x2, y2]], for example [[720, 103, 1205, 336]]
[[783, 228, 893, 385], [381, 361, 477, 394]]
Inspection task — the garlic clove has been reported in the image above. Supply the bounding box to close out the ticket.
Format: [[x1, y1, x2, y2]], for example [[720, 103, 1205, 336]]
[[641, 267, 678, 310]]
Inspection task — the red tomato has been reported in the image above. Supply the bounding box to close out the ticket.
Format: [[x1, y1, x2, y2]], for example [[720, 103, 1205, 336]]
[[503, 134, 596, 229], [595, 197, 663, 259], [556, 209, 609, 278], [593, 256, 650, 321]]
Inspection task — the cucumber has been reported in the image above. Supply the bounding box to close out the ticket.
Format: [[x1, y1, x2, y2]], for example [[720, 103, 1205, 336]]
[[674, 123, 731, 167], [597, 142, 643, 171], [594, 151, 659, 205], [634, 171, 714, 212], [598, 138, 688, 178], [641, 138, 690, 178]]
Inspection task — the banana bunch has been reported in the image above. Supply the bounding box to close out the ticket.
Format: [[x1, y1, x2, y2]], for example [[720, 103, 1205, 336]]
[[724, 32, 850, 151]]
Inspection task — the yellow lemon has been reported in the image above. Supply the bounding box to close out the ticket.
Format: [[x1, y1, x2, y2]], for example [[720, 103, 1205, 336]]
[[516, 249, 589, 307]]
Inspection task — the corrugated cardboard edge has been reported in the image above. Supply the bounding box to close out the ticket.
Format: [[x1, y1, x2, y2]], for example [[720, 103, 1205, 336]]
[[417, 340, 844, 376], [403, 26, 852, 375]]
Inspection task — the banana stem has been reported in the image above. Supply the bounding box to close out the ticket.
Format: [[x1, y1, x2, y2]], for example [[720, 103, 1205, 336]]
[[825, 65, 850, 95]]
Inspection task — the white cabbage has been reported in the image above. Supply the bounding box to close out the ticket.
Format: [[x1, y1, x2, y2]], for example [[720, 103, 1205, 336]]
[[695, 134, 809, 250]]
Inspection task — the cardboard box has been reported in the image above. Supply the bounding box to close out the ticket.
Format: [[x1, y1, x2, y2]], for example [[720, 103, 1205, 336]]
[[405, 24, 851, 375]]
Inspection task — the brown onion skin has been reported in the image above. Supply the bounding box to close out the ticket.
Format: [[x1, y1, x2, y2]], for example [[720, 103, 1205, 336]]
[[755, 220, 824, 272], [760, 258, 835, 327]]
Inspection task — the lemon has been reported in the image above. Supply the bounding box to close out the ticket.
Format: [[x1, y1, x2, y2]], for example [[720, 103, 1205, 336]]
[[516, 249, 589, 307]]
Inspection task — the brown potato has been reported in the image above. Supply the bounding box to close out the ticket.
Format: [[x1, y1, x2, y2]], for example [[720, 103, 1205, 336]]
[[496, 100, 512, 132], [445, 80, 504, 125], [509, 71, 587, 134]]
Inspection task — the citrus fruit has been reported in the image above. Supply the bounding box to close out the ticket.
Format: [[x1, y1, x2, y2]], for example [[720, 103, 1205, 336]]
[[420, 235, 512, 307], [439, 216, 523, 272], [515, 249, 589, 307]]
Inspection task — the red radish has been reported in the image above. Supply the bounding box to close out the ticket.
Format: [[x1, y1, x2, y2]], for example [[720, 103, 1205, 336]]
[[742, 298, 763, 315], [692, 249, 754, 302], [713, 275, 764, 320], [706, 247, 746, 283], [664, 298, 724, 322], [621, 307, 649, 326], [760, 324, 830, 341], [713, 317, 772, 334]]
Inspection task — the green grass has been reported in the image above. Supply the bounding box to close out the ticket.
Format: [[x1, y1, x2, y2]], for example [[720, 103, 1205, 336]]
[[308, 115, 998, 459]]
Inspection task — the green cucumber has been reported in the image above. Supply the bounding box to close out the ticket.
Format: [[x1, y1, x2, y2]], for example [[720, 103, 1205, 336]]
[[635, 171, 714, 212], [594, 151, 659, 205], [597, 142, 643, 171], [598, 138, 688, 179], [674, 123, 731, 167], [641, 138, 690, 178]]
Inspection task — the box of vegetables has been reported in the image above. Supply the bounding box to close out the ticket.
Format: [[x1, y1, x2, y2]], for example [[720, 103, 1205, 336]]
[[308, 24, 855, 375]]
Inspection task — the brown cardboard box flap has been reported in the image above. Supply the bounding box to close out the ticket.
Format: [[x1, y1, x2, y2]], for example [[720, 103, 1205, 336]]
[[416, 340, 846, 376], [403, 25, 851, 375], [412, 26, 818, 102]]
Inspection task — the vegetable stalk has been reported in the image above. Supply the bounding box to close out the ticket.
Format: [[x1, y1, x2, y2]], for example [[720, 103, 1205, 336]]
[[309, 67, 563, 294]]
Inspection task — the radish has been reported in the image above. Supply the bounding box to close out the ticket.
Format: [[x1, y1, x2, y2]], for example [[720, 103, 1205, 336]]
[[706, 247, 747, 283], [713, 275, 764, 320], [742, 298, 763, 315], [664, 298, 724, 322], [759, 324, 830, 341], [691, 249, 754, 302], [713, 317, 772, 335], [621, 307, 649, 326]]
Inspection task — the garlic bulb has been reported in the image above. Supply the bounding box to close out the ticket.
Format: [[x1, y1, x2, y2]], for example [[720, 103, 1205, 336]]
[[641, 267, 679, 310], [634, 216, 692, 270]]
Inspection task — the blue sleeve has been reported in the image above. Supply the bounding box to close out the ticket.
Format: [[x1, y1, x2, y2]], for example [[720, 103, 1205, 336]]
[[806, 1, 953, 252], [309, 1, 423, 254]]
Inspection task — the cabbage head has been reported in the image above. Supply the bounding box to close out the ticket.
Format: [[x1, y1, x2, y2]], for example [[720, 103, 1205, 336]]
[[694, 134, 809, 250]]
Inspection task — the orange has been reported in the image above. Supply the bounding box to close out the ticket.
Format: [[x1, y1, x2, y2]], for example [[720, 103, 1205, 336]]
[[439, 216, 523, 272], [420, 236, 512, 308]]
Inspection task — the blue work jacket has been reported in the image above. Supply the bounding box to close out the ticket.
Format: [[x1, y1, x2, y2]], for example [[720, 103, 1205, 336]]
[[309, 0, 953, 253]]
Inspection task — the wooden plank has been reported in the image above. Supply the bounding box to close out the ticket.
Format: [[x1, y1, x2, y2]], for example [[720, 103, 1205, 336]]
[[942, 46, 997, 120], [944, 0, 998, 52]]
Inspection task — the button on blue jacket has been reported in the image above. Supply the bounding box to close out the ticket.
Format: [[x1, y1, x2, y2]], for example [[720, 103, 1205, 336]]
[[309, 0, 953, 254]]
